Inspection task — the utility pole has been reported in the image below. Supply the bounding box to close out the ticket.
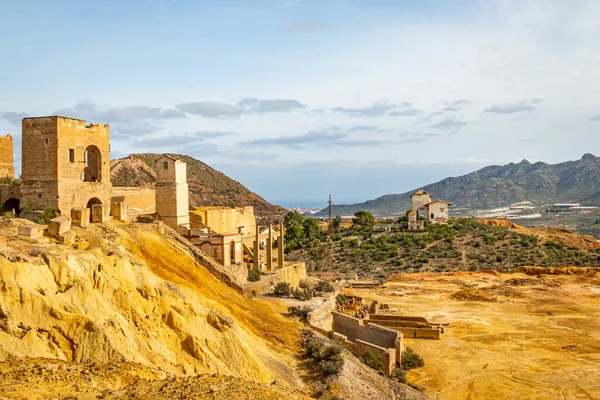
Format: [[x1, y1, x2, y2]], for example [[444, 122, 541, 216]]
[[327, 194, 334, 269], [328, 194, 334, 234]]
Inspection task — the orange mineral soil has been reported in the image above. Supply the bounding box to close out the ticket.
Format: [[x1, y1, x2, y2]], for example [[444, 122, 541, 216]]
[[345, 271, 600, 399]]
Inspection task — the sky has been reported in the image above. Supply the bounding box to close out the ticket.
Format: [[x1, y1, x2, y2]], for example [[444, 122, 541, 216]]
[[1, 0, 600, 208]]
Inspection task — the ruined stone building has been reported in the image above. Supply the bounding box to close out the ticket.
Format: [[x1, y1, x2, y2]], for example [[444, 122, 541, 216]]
[[19, 116, 112, 214], [410, 189, 452, 224], [407, 210, 424, 230], [155, 155, 190, 232], [0, 135, 15, 179]]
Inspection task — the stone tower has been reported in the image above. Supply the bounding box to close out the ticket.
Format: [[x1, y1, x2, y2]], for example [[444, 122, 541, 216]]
[[20, 116, 111, 214], [0, 135, 15, 179], [155, 155, 190, 231]]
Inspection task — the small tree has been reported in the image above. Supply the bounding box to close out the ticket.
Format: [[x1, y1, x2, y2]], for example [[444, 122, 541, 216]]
[[299, 279, 313, 290], [352, 210, 375, 228], [332, 215, 343, 232]]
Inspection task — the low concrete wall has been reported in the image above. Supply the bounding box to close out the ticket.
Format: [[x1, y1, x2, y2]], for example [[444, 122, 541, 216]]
[[332, 312, 360, 342], [396, 327, 441, 340], [367, 315, 429, 323], [307, 289, 340, 331], [366, 319, 426, 328], [358, 323, 399, 349]]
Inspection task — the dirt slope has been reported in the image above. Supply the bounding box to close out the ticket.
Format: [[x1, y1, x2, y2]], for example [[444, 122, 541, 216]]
[[110, 153, 284, 218]]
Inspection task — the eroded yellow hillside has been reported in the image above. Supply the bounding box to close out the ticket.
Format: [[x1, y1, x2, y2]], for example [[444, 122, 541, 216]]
[[0, 222, 304, 389]]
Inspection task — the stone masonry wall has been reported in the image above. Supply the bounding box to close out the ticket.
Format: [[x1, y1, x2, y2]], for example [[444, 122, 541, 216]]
[[0, 135, 14, 179]]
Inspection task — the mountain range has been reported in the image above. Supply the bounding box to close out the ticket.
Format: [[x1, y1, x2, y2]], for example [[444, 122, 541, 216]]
[[315, 153, 600, 217], [110, 153, 283, 217]]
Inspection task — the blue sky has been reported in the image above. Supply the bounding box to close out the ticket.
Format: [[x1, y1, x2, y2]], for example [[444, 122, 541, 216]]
[[1, 0, 600, 207]]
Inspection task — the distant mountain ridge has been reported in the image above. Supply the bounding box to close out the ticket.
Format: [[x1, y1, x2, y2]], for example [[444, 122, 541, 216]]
[[110, 153, 283, 217], [317, 154, 600, 217]]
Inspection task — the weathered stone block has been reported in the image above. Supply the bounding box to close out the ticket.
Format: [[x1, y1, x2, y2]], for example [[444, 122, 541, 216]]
[[57, 232, 76, 246], [71, 208, 90, 228], [48, 216, 71, 236], [0, 235, 7, 248], [18, 224, 42, 240]]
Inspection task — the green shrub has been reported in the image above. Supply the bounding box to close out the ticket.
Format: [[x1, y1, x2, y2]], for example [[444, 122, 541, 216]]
[[336, 294, 348, 306], [315, 280, 335, 293], [391, 368, 407, 384], [401, 347, 424, 370], [137, 215, 154, 223], [302, 338, 345, 376], [292, 288, 313, 301], [247, 269, 261, 282], [288, 305, 312, 321], [37, 206, 58, 225], [361, 352, 383, 370], [274, 282, 291, 296]]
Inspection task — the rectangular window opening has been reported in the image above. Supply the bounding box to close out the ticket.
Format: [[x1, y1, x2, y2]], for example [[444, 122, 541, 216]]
[[163, 161, 169, 170], [68, 149, 75, 163]]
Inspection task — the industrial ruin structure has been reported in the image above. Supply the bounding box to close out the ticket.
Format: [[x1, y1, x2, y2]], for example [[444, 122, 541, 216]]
[[410, 189, 452, 225], [0, 115, 302, 287]]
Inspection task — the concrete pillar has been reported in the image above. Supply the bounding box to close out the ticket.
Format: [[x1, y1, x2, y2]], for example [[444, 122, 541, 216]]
[[278, 221, 285, 268], [253, 225, 260, 270], [267, 224, 273, 271]]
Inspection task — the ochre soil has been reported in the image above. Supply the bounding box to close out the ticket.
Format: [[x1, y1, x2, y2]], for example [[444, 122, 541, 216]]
[[345, 271, 600, 400]]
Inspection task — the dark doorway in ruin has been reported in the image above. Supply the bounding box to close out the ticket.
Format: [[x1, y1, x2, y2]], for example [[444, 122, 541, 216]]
[[2, 198, 20, 217], [83, 145, 102, 182], [86, 197, 102, 222], [230, 241, 236, 264]]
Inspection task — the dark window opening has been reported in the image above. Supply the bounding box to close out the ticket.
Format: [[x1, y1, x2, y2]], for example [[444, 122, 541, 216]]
[[68, 149, 75, 163], [163, 161, 169, 170]]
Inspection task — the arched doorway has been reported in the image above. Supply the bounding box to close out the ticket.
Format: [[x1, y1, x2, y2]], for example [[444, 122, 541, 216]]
[[2, 198, 20, 217], [82, 145, 102, 182], [230, 241, 236, 264], [86, 197, 102, 222]]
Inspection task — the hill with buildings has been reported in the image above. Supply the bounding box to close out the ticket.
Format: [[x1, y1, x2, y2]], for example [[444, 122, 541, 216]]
[[317, 154, 600, 217], [111, 153, 283, 218]]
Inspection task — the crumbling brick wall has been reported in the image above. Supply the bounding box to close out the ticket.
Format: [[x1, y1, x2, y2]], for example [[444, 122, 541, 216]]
[[0, 135, 14, 179]]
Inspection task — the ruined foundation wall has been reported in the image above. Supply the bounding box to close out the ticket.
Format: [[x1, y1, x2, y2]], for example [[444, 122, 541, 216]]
[[110, 187, 156, 214], [0, 136, 14, 179], [276, 262, 307, 288], [307, 289, 341, 331], [352, 340, 395, 375]]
